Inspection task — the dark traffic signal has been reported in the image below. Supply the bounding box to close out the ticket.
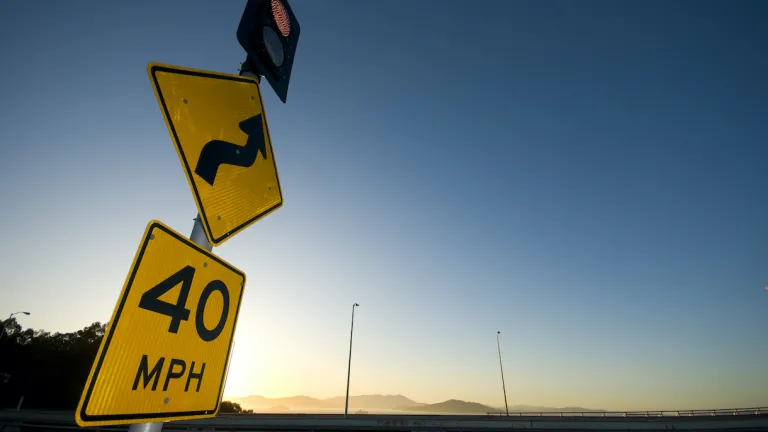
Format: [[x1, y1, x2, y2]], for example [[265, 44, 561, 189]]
[[237, 0, 300, 103]]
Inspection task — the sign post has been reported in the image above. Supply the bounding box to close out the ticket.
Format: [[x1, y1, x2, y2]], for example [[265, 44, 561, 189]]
[[127, 216, 212, 432], [129, 216, 212, 432], [76, 1, 300, 428]]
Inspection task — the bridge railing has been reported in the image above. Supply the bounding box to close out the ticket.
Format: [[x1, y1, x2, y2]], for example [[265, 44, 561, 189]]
[[2, 408, 767, 432], [486, 407, 765, 418]]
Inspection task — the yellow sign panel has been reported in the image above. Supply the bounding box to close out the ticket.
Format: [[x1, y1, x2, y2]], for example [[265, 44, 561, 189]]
[[76, 221, 245, 426], [148, 63, 282, 246]]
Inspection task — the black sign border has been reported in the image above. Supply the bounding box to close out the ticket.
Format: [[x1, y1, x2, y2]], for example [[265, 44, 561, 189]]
[[78, 221, 245, 424], [150, 64, 283, 246]]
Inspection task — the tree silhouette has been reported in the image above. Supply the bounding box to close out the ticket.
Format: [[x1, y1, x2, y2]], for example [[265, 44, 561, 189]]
[[0, 318, 105, 409], [219, 400, 253, 414], [0, 319, 244, 414]]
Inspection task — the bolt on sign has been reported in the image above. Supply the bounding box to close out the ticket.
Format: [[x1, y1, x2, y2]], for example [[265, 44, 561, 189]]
[[148, 63, 282, 246], [75, 221, 245, 427]]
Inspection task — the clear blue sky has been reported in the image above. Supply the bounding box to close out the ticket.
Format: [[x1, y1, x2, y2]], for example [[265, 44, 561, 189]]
[[1, 0, 767, 411]]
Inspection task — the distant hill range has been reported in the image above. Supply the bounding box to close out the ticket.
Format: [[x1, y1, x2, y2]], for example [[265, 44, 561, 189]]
[[398, 400, 605, 414], [230, 394, 422, 411], [508, 405, 606, 413], [396, 399, 494, 414], [229, 394, 602, 414], [325, 395, 425, 409]]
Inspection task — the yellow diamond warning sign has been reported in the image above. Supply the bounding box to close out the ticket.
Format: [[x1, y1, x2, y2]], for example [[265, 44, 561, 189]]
[[148, 63, 282, 246], [75, 221, 245, 426]]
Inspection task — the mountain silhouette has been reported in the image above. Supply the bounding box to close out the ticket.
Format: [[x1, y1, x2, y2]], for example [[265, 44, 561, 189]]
[[396, 399, 494, 414], [325, 394, 423, 409], [229, 394, 603, 414], [508, 404, 605, 413], [232, 395, 333, 410], [230, 394, 421, 410], [397, 400, 606, 414]]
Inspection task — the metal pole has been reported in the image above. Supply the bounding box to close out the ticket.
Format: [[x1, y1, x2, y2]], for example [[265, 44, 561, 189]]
[[240, 57, 261, 82], [1, 312, 30, 340], [344, 303, 359, 417], [0, 313, 11, 339], [130, 61, 258, 432], [497, 331, 509, 416], [189, 214, 213, 251], [129, 215, 212, 432], [127, 422, 164, 432]]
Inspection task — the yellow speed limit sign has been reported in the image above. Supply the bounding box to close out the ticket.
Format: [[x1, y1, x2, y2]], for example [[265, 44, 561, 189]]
[[76, 221, 245, 426]]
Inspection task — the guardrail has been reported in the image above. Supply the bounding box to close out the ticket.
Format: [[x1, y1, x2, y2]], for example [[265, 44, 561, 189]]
[[2, 408, 767, 432], [486, 407, 766, 418]]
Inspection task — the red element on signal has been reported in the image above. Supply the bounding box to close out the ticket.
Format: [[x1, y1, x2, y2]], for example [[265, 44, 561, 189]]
[[272, 0, 291, 37]]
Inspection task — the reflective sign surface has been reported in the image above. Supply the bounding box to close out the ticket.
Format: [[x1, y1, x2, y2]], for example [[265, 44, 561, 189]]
[[76, 221, 245, 426], [149, 63, 282, 246]]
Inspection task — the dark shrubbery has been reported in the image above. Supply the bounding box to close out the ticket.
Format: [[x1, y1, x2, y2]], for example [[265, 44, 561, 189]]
[[0, 318, 105, 409]]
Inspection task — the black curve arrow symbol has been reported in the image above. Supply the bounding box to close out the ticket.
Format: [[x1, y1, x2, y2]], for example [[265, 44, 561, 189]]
[[194, 114, 267, 186]]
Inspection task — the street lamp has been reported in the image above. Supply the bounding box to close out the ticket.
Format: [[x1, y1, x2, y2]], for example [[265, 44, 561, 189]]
[[1, 311, 30, 339], [345, 303, 359, 417], [496, 331, 509, 416]]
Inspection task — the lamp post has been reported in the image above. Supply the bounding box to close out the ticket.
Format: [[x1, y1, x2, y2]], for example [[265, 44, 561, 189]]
[[345, 303, 359, 417], [1, 311, 30, 339], [497, 331, 509, 416]]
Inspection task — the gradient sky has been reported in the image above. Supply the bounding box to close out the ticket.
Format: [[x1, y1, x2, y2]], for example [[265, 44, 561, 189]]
[[1, 0, 767, 411]]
